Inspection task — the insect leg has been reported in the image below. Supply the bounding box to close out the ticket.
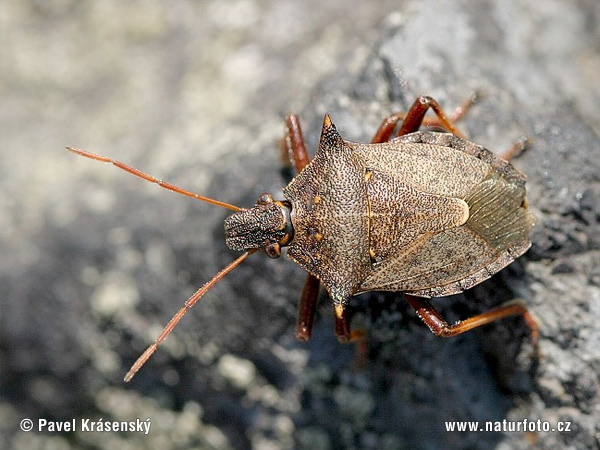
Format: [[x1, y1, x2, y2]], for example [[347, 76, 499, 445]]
[[405, 294, 539, 351], [284, 115, 310, 171], [333, 303, 351, 342], [500, 136, 530, 161], [371, 92, 480, 143], [333, 302, 367, 366], [296, 274, 320, 340], [397, 96, 468, 138], [284, 115, 322, 341]]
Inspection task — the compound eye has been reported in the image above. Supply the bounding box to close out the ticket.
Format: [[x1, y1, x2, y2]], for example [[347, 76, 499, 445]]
[[265, 242, 281, 259], [257, 193, 274, 205]]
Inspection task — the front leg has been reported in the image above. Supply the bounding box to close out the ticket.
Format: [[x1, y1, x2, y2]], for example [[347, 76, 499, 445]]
[[283, 115, 323, 341]]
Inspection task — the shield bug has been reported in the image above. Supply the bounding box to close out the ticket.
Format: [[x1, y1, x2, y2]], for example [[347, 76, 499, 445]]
[[68, 94, 538, 382]]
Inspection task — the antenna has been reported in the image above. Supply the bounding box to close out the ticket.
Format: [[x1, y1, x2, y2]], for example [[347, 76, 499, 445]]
[[124, 250, 254, 382], [66, 147, 242, 212], [67, 146, 251, 381]]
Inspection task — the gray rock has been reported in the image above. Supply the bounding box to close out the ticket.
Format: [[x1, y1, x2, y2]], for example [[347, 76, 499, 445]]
[[1, 0, 598, 449]]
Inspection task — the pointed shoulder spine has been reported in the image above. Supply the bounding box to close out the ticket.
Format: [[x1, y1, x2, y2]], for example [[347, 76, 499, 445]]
[[319, 114, 345, 152]]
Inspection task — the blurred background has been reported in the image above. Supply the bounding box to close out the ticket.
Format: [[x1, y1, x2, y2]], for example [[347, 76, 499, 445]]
[[1, 1, 599, 449]]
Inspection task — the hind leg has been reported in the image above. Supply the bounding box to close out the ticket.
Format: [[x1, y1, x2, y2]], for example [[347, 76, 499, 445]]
[[371, 92, 480, 143], [405, 295, 539, 353]]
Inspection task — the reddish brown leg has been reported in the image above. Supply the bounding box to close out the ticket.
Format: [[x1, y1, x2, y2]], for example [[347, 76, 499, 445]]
[[332, 303, 366, 343], [335, 305, 368, 365], [296, 273, 320, 340], [500, 136, 530, 162], [284, 115, 322, 341], [371, 92, 480, 143], [405, 295, 539, 351], [284, 115, 310, 171], [334, 305, 351, 342]]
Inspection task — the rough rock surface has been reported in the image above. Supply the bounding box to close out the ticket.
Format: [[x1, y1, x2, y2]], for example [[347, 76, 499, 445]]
[[1, 1, 599, 449]]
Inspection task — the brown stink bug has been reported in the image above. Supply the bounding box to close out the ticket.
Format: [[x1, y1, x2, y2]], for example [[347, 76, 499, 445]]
[[68, 94, 538, 382]]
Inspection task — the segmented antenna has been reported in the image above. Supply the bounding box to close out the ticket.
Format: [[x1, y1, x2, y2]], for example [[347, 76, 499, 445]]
[[124, 250, 254, 382], [67, 146, 250, 381], [66, 147, 242, 212]]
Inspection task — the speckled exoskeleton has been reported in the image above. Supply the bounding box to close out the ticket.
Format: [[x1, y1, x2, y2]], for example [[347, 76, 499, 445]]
[[68, 94, 538, 382]]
